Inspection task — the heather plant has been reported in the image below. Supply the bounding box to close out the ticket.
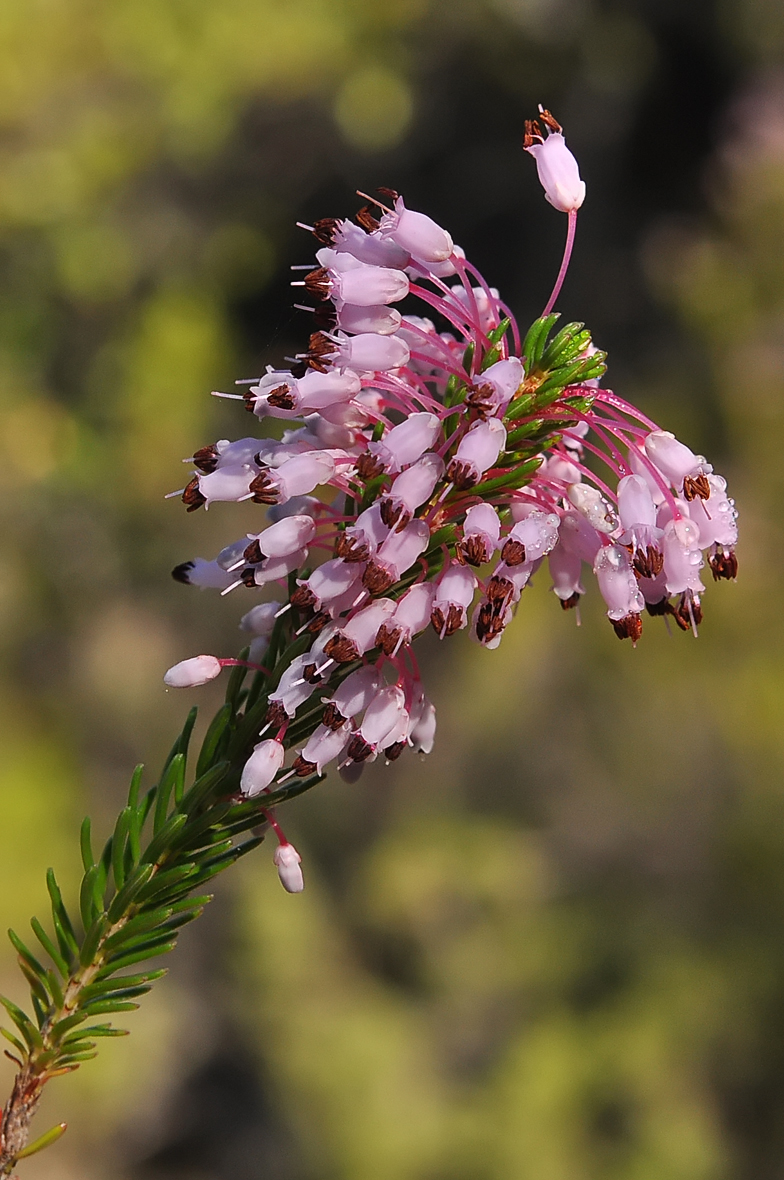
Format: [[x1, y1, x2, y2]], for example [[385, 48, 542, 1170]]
[[0, 111, 738, 1173]]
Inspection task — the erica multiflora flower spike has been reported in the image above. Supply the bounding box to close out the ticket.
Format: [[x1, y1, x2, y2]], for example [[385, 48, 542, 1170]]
[[0, 119, 742, 1174], [161, 127, 738, 897]]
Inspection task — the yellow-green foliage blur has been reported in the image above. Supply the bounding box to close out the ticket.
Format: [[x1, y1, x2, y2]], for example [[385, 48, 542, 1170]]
[[1, 0, 783, 1177]]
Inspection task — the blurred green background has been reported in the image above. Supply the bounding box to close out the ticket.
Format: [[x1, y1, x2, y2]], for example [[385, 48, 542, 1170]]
[[0, 0, 782, 1176]]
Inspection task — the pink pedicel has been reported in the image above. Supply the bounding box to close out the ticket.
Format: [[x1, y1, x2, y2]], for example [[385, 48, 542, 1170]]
[[167, 110, 738, 891]]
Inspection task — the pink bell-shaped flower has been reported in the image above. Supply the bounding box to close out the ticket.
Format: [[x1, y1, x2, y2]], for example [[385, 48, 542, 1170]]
[[363, 519, 430, 594], [197, 465, 256, 507], [410, 699, 436, 753], [380, 452, 444, 529], [431, 563, 477, 637], [327, 218, 411, 268], [378, 197, 454, 263], [448, 418, 506, 489], [376, 582, 435, 655], [323, 665, 382, 728], [272, 451, 336, 502], [323, 264, 410, 308], [298, 722, 352, 775], [330, 331, 410, 373], [250, 515, 316, 559], [458, 503, 501, 566], [336, 502, 390, 563], [643, 431, 702, 490], [593, 544, 644, 621], [294, 558, 363, 612], [336, 304, 402, 335], [323, 598, 396, 663], [505, 509, 560, 563], [548, 542, 584, 605], [524, 109, 586, 213], [359, 685, 408, 751], [241, 739, 286, 796], [269, 653, 330, 717], [250, 549, 309, 588], [662, 517, 704, 596], [368, 412, 441, 473], [471, 357, 523, 413]]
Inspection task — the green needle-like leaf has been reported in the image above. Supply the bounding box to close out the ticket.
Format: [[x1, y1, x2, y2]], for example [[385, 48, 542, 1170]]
[[30, 918, 69, 978], [16, 1122, 67, 1160]]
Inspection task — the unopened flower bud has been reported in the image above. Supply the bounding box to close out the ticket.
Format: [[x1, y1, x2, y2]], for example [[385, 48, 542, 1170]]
[[240, 602, 280, 636], [568, 483, 618, 533], [164, 654, 222, 688], [273, 843, 304, 893]]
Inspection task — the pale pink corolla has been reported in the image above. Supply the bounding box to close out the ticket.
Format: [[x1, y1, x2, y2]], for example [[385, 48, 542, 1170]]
[[273, 843, 305, 893], [524, 111, 586, 213], [368, 412, 441, 473], [241, 739, 286, 796], [164, 654, 222, 688], [378, 197, 454, 263]]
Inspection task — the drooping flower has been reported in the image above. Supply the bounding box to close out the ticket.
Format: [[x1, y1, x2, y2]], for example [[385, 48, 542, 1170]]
[[523, 107, 586, 213]]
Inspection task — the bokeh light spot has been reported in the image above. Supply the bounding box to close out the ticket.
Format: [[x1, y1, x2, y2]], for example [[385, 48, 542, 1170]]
[[333, 66, 414, 151]]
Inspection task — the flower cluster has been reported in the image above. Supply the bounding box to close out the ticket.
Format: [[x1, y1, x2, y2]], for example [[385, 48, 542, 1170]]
[[164, 111, 737, 891]]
